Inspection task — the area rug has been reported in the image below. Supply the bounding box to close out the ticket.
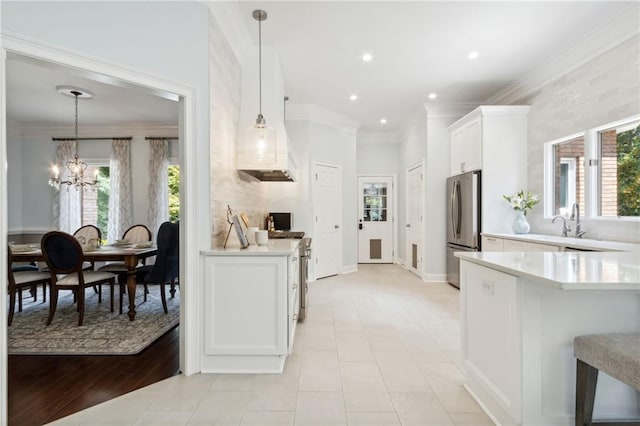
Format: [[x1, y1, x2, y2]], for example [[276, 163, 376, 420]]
[[8, 286, 179, 355]]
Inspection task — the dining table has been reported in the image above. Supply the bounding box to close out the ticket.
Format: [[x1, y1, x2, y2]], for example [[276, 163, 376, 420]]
[[11, 244, 158, 321]]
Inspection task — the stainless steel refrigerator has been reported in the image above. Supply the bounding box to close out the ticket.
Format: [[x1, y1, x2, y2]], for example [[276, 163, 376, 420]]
[[446, 170, 481, 289]]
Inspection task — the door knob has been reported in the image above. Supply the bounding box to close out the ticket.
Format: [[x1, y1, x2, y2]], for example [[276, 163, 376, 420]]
[[358, 223, 363, 230], [334, 225, 340, 229], [406, 224, 411, 228]]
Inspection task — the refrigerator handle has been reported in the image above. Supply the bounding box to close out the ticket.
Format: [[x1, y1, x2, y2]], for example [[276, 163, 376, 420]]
[[450, 182, 457, 240], [456, 181, 462, 238]]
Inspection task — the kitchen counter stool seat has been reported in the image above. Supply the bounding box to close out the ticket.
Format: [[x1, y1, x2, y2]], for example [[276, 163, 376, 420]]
[[574, 333, 640, 426]]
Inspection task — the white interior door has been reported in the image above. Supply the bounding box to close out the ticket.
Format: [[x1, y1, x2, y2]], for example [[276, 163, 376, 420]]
[[313, 163, 341, 279], [406, 164, 423, 276], [358, 176, 393, 263]]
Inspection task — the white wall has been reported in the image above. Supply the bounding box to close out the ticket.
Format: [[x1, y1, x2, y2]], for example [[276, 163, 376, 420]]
[[356, 143, 399, 175], [270, 117, 358, 273], [6, 127, 178, 235], [520, 35, 640, 242]]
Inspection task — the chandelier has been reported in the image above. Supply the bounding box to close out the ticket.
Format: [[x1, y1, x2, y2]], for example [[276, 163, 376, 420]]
[[49, 86, 97, 190]]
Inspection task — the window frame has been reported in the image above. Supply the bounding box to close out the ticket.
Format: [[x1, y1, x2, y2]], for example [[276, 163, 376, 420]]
[[544, 114, 640, 222]]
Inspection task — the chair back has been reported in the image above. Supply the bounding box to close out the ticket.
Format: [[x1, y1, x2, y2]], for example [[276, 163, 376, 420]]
[[144, 222, 179, 283], [73, 225, 101, 245], [122, 224, 152, 243], [41, 231, 84, 275]]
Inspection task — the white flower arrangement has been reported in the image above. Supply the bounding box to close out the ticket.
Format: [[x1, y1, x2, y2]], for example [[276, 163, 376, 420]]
[[503, 190, 539, 216]]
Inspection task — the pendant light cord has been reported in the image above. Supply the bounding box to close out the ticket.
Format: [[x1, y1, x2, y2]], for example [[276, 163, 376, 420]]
[[258, 16, 262, 117]]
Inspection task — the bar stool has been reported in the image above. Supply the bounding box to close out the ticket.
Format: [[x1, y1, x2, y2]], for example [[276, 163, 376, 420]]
[[574, 333, 640, 426]]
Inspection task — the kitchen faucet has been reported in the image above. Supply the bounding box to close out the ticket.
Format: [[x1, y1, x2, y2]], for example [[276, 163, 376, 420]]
[[552, 215, 571, 237], [570, 203, 586, 238]]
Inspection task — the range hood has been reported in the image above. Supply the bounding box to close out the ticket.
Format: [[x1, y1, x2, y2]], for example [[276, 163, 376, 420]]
[[238, 148, 297, 182], [237, 135, 297, 182]]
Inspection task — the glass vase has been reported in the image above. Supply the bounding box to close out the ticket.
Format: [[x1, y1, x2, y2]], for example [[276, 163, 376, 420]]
[[512, 210, 530, 234]]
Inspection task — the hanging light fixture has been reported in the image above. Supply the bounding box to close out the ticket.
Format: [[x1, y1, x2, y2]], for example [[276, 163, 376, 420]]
[[242, 9, 276, 163], [49, 86, 98, 190]]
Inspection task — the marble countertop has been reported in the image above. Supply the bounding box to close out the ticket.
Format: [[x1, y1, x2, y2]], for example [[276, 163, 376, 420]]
[[456, 251, 640, 290], [201, 239, 300, 256], [482, 232, 640, 252]]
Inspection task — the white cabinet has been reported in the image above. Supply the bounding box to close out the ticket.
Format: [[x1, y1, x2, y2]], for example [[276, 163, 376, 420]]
[[483, 235, 561, 252], [482, 236, 504, 251], [450, 116, 481, 175], [201, 242, 299, 373], [449, 106, 530, 234]]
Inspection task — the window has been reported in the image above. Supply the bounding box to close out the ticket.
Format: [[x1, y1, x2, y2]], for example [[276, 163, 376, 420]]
[[550, 136, 584, 217], [362, 183, 388, 221], [598, 121, 640, 217], [544, 115, 640, 220], [81, 164, 180, 239]]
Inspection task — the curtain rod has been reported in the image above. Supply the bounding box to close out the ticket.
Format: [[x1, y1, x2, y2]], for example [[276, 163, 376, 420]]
[[52, 137, 133, 141], [145, 136, 179, 140]]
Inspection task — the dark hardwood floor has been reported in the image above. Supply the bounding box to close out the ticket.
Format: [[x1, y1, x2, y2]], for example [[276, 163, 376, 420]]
[[8, 326, 180, 426]]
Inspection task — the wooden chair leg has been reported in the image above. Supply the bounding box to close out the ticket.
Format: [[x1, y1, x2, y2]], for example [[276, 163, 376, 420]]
[[144, 284, 149, 302], [18, 288, 23, 312], [78, 288, 85, 326], [98, 284, 102, 304], [170, 280, 177, 298], [109, 281, 114, 313], [30, 285, 37, 301], [8, 286, 16, 326], [42, 282, 47, 304], [160, 283, 168, 314], [576, 359, 598, 426], [47, 289, 58, 326]]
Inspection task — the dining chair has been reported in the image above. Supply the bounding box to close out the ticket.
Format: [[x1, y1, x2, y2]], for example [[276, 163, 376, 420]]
[[73, 224, 102, 271], [98, 224, 152, 274], [118, 222, 178, 314], [7, 245, 51, 326], [41, 231, 117, 326]]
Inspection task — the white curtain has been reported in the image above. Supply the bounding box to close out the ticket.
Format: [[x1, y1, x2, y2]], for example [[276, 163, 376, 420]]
[[54, 140, 82, 233], [148, 138, 169, 239], [107, 138, 133, 242]]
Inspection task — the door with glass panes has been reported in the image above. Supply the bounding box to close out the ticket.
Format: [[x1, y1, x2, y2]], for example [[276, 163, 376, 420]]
[[358, 176, 393, 263]]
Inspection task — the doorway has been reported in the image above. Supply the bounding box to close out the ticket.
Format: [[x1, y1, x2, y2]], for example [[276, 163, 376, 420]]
[[312, 162, 342, 279], [357, 176, 394, 263], [1, 35, 197, 423]]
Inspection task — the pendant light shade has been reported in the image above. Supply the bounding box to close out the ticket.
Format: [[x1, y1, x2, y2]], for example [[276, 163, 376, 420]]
[[242, 9, 277, 164]]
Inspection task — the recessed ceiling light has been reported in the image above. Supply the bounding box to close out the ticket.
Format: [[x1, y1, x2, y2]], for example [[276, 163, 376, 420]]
[[468, 51, 479, 60], [428, 93, 438, 100], [350, 94, 358, 101], [380, 118, 387, 124], [362, 53, 373, 62]]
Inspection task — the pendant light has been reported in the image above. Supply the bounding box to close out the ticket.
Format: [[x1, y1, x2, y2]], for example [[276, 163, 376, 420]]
[[49, 86, 98, 190], [243, 9, 276, 163]]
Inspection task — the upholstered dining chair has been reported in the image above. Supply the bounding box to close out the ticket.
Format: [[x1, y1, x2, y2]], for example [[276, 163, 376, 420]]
[[118, 221, 178, 314], [7, 245, 51, 326], [98, 224, 152, 274], [73, 224, 102, 272], [41, 231, 117, 326]]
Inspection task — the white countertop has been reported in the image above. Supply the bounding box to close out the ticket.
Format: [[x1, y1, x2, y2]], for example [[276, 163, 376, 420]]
[[482, 232, 640, 252], [201, 239, 300, 256], [456, 251, 640, 290]]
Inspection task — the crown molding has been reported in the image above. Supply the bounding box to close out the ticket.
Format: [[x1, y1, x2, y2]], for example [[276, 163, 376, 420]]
[[8, 121, 178, 140], [287, 103, 360, 134], [206, 1, 253, 61], [486, 3, 640, 104], [357, 130, 400, 145], [424, 103, 479, 119]]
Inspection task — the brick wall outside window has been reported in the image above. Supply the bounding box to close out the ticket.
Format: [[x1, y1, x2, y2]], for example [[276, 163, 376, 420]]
[[600, 129, 618, 216]]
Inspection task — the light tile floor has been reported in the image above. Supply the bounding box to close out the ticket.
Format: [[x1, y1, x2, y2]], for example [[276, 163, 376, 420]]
[[50, 264, 494, 426]]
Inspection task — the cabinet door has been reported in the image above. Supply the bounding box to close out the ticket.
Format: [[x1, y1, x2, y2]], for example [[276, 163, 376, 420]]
[[463, 118, 482, 172], [503, 239, 527, 251], [482, 236, 504, 251], [526, 242, 559, 252], [450, 127, 465, 175]]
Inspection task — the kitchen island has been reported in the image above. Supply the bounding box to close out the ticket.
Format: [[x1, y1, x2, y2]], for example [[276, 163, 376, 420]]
[[200, 239, 300, 373], [456, 251, 640, 425]]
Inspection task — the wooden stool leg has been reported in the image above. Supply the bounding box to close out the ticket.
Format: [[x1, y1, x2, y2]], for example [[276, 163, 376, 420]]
[[576, 359, 598, 426]]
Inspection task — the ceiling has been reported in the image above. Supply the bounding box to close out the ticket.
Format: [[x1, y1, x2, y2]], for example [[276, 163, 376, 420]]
[[5, 1, 637, 133], [235, 1, 637, 130]]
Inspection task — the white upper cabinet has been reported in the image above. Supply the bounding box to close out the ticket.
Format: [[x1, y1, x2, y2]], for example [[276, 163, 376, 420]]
[[449, 106, 531, 234], [450, 116, 482, 175]]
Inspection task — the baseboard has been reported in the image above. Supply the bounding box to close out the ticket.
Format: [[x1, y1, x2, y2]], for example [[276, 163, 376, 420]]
[[340, 264, 358, 274], [423, 273, 447, 283]]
